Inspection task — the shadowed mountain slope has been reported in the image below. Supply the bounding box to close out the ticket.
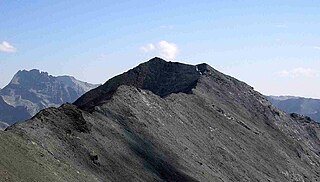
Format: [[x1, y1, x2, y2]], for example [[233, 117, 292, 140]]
[[0, 96, 31, 125], [0, 58, 319, 182]]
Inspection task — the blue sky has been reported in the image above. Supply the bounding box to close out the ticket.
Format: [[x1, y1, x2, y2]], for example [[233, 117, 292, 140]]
[[1, 0, 320, 98]]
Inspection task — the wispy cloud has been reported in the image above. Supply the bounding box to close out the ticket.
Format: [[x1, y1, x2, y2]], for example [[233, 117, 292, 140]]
[[97, 53, 108, 61], [278, 67, 318, 78], [275, 24, 288, 28], [0, 41, 17, 53], [313, 46, 320, 50], [159, 25, 174, 29], [140, 43, 155, 53], [140, 40, 179, 60]]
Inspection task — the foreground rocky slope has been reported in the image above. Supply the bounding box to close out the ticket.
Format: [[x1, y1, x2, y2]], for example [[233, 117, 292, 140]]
[[268, 96, 320, 123], [0, 69, 99, 125], [0, 58, 319, 182]]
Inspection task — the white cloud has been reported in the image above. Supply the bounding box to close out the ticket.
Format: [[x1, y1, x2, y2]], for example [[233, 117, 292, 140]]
[[158, 41, 178, 60], [140, 40, 178, 60], [0, 41, 17, 53], [140, 43, 155, 52], [278, 67, 318, 78]]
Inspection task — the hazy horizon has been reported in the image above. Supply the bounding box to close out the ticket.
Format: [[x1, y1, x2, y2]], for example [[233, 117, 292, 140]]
[[1, 1, 320, 98]]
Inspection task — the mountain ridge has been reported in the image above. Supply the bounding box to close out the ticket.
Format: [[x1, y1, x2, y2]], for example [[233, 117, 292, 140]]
[[1, 58, 319, 181], [74, 57, 248, 111]]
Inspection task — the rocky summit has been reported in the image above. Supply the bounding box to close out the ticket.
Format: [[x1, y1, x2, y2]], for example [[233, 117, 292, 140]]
[[0, 58, 319, 182], [0, 69, 99, 126]]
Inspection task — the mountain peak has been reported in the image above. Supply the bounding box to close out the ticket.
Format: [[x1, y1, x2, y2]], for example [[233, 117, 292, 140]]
[[147, 56, 167, 63], [75, 58, 235, 111], [16, 69, 49, 76], [10, 69, 50, 85], [75, 58, 205, 110]]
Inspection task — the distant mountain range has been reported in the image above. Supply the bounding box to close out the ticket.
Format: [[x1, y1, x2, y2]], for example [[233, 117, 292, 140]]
[[0, 69, 99, 127], [268, 96, 320, 123]]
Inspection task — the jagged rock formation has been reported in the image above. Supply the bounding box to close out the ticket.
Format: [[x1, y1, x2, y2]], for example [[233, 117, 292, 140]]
[[0, 69, 99, 125], [0, 58, 319, 182], [268, 96, 320, 123]]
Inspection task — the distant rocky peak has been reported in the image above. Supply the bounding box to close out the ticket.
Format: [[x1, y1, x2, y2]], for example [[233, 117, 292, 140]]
[[9, 69, 51, 86], [6, 69, 98, 93], [16, 69, 49, 78], [0, 69, 99, 125]]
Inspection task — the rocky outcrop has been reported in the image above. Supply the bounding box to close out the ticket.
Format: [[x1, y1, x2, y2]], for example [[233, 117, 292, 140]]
[[0, 58, 319, 182]]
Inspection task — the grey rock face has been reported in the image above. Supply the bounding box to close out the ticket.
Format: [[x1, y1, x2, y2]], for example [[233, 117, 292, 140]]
[[268, 96, 320, 123], [0, 69, 99, 125], [0, 58, 319, 182]]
